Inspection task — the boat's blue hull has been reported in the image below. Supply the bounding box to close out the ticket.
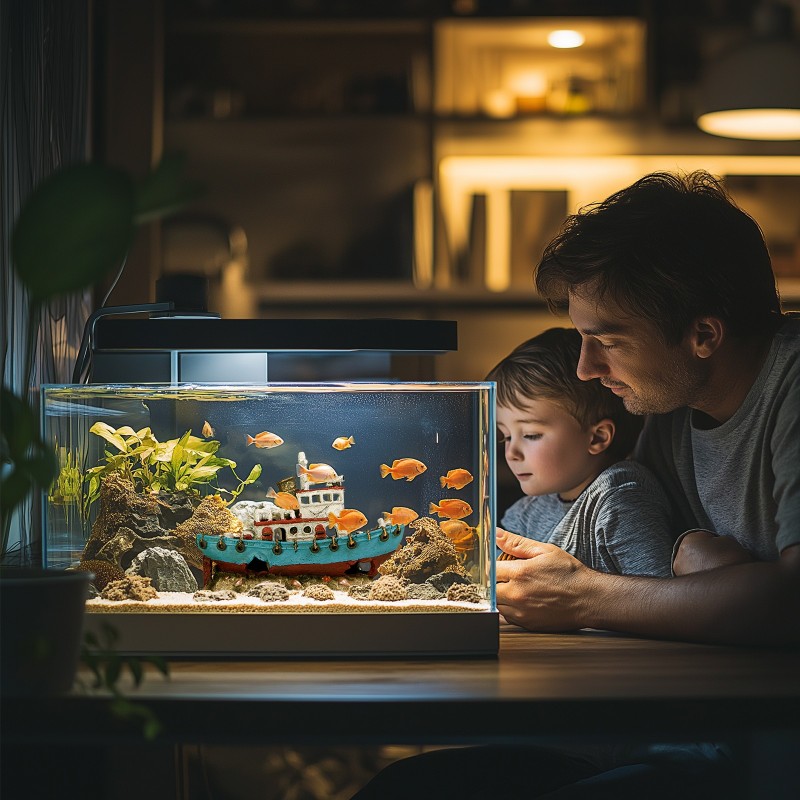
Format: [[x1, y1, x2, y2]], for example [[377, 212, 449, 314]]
[[197, 524, 406, 577]]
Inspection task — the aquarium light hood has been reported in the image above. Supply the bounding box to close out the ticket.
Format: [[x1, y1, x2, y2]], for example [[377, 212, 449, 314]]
[[89, 317, 457, 383]]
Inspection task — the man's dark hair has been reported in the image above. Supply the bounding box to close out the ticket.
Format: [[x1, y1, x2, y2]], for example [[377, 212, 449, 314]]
[[486, 327, 643, 460], [535, 170, 782, 344]]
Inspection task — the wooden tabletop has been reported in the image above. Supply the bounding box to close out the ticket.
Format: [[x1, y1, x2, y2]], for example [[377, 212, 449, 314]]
[[4, 625, 800, 746]]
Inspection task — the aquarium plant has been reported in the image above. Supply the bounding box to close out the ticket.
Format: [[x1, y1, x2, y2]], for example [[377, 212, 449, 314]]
[[85, 422, 261, 512]]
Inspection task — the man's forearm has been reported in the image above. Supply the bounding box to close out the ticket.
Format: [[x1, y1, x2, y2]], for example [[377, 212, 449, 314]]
[[583, 554, 800, 645]]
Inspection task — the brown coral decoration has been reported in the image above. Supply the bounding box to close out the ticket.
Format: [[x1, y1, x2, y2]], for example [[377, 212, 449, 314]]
[[173, 494, 242, 563], [75, 559, 125, 591], [194, 589, 237, 602], [379, 516, 468, 584], [445, 583, 482, 604], [248, 582, 290, 603], [100, 575, 158, 602], [303, 584, 335, 601], [368, 575, 408, 602]]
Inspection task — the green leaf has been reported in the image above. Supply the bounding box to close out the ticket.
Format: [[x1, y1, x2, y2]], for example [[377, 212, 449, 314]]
[[127, 659, 144, 687], [187, 465, 222, 481], [245, 464, 262, 483], [89, 422, 129, 452], [11, 163, 136, 303], [134, 152, 201, 224]]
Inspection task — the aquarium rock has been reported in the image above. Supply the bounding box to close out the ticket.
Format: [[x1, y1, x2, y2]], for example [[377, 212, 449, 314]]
[[100, 575, 158, 602], [193, 589, 238, 602], [368, 575, 408, 602], [83, 474, 206, 573], [126, 546, 198, 593], [378, 516, 467, 583], [173, 494, 243, 567], [303, 584, 335, 601], [247, 582, 290, 602], [445, 583, 482, 604], [347, 583, 373, 600], [426, 570, 472, 593], [75, 558, 125, 591], [406, 582, 444, 601], [84, 474, 164, 561]]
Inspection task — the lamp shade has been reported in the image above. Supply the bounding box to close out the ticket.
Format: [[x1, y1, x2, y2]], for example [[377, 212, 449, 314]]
[[697, 40, 800, 139], [696, 4, 800, 140]]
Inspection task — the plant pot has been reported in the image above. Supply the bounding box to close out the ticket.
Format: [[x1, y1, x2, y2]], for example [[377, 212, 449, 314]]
[[0, 567, 92, 697]]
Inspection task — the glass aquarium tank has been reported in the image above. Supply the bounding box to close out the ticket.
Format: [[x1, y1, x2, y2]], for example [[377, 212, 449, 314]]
[[41, 382, 497, 656]]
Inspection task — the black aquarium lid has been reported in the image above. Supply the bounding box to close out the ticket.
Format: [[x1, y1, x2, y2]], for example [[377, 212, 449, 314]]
[[94, 318, 457, 353]]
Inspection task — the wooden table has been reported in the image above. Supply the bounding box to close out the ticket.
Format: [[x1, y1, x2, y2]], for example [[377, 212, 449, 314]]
[[4, 624, 800, 747]]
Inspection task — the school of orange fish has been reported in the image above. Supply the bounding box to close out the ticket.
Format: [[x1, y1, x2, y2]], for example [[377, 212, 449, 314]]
[[201, 421, 479, 551]]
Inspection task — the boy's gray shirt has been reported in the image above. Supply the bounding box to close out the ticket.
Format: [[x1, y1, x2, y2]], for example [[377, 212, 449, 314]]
[[500, 460, 675, 576], [635, 315, 800, 560]]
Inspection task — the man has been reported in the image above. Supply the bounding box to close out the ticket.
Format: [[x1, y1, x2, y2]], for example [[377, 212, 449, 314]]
[[497, 170, 800, 646], [351, 171, 796, 800]]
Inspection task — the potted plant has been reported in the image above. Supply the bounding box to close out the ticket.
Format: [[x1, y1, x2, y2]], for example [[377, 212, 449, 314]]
[[1, 155, 195, 696]]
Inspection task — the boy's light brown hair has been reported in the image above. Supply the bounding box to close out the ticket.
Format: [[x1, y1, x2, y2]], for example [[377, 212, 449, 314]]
[[485, 327, 643, 459]]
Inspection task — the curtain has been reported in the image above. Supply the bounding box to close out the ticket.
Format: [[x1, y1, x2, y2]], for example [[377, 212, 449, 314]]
[[1, 0, 91, 565]]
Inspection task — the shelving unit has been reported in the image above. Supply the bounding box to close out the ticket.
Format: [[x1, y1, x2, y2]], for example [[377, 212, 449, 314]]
[[96, 2, 800, 380]]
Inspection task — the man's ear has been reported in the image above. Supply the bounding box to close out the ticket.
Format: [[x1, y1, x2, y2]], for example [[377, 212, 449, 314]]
[[690, 316, 724, 359], [588, 418, 615, 455]]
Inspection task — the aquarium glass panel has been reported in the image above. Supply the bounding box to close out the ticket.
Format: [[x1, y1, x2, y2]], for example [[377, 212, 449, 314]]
[[41, 383, 496, 621]]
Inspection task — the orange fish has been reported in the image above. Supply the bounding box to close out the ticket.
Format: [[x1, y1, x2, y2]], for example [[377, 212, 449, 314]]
[[266, 486, 299, 510], [202, 420, 215, 438], [379, 458, 427, 482], [429, 498, 473, 520], [246, 430, 284, 449], [332, 435, 355, 451], [297, 462, 338, 484], [440, 519, 478, 552], [440, 468, 474, 490], [381, 506, 419, 526], [328, 508, 368, 535]]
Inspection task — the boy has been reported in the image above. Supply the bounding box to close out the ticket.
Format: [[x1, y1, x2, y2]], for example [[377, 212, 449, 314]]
[[487, 327, 675, 577]]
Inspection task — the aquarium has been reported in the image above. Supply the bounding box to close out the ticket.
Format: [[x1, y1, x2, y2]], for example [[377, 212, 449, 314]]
[[41, 382, 497, 656]]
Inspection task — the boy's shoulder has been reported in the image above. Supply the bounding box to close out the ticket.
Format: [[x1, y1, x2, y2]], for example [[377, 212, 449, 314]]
[[591, 459, 661, 493]]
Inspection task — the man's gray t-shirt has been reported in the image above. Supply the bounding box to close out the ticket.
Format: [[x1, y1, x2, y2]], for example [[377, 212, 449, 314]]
[[634, 315, 800, 560], [500, 460, 675, 576]]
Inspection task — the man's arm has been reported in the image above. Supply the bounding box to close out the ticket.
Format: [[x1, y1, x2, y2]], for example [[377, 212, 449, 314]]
[[495, 528, 800, 645], [672, 529, 755, 575]]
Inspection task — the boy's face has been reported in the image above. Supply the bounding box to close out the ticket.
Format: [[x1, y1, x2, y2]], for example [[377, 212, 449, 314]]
[[497, 397, 601, 501]]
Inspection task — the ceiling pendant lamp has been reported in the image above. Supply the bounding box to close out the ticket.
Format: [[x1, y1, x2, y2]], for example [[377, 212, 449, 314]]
[[696, 2, 800, 140]]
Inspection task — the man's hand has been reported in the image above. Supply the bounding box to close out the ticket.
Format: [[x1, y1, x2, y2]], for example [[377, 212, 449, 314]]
[[672, 529, 755, 576], [495, 528, 596, 631]]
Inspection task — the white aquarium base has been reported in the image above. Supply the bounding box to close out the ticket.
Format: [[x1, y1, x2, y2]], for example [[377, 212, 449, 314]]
[[83, 610, 500, 658]]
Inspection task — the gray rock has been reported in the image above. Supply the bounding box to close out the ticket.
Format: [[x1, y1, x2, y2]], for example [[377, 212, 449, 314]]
[[406, 582, 444, 600], [426, 571, 471, 592], [126, 546, 198, 592]]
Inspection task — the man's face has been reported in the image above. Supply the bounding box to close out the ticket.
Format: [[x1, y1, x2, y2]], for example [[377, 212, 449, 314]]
[[568, 289, 705, 415]]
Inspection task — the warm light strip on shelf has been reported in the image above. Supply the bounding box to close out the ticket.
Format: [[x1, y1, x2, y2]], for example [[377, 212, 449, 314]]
[[439, 155, 800, 294]]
